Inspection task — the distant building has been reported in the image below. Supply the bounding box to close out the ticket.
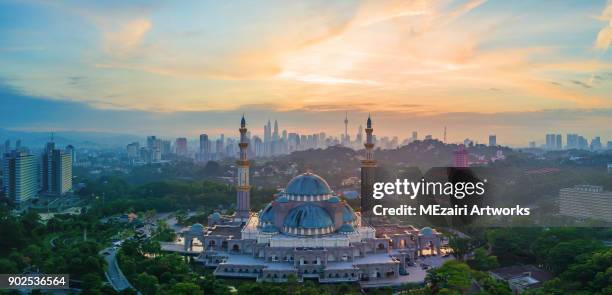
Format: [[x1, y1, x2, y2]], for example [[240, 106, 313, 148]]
[[545, 134, 561, 150], [199, 134, 211, 161], [488, 135, 497, 147], [175, 137, 188, 156], [555, 134, 562, 150], [590, 137, 602, 151], [453, 144, 469, 168], [41, 142, 72, 196], [607, 141, 612, 150], [489, 265, 553, 294], [3, 150, 38, 204], [424, 135, 433, 140], [559, 185, 612, 222], [65, 144, 76, 164], [528, 141, 536, 148], [127, 142, 139, 159]]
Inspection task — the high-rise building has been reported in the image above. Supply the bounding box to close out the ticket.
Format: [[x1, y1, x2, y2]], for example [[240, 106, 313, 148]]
[[488, 135, 497, 147], [215, 135, 225, 159], [65, 144, 76, 164], [545, 134, 562, 150], [175, 137, 188, 156], [199, 134, 210, 161], [2, 150, 38, 204], [607, 141, 612, 150], [41, 142, 72, 196], [591, 137, 602, 151], [127, 142, 139, 159], [555, 134, 562, 150], [412, 131, 418, 142], [453, 144, 469, 168], [147, 136, 157, 150]]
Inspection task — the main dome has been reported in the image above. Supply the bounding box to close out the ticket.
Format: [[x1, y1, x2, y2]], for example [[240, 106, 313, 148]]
[[282, 204, 334, 235], [285, 172, 332, 196]]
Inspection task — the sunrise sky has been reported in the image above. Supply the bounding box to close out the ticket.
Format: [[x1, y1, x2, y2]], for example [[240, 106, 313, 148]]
[[1, 0, 611, 146]]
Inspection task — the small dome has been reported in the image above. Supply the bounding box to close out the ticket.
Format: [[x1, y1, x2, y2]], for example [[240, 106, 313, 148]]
[[327, 196, 340, 203], [420, 227, 434, 236], [190, 223, 204, 233], [210, 212, 221, 220], [342, 204, 356, 223], [259, 204, 275, 223], [285, 173, 332, 196], [276, 196, 289, 203], [283, 204, 333, 229], [338, 224, 355, 233]]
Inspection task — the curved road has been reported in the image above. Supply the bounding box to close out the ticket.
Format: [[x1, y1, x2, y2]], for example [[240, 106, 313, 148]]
[[103, 248, 141, 294]]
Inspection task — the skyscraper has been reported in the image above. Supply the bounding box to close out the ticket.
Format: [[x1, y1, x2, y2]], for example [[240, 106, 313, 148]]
[[488, 135, 497, 147], [199, 134, 210, 161], [147, 136, 157, 150], [175, 137, 188, 156], [127, 142, 139, 159], [3, 150, 38, 204], [235, 115, 251, 221], [412, 131, 418, 142], [41, 141, 72, 196], [555, 134, 562, 150]]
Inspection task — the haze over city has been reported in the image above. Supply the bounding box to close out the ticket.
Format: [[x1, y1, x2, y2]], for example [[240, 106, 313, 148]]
[[1, 0, 612, 145]]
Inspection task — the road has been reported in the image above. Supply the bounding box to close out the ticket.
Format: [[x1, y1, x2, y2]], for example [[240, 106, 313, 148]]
[[103, 248, 140, 294]]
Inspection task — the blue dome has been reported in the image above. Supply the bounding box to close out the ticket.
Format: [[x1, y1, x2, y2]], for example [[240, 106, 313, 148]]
[[261, 224, 279, 233], [260, 204, 275, 223], [211, 212, 221, 220], [191, 223, 204, 233], [283, 204, 333, 229], [285, 173, 332, 196], [420, 227, 434, 236], [342, 204, 356, 223], [327, 196, 340, 203], [276, 196, 289, 203], [338, 224, 355, 233]]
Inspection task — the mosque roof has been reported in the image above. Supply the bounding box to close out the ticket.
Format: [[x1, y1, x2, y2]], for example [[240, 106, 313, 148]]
[[285, 172, 332, 196], [283, 204, 333, 229]]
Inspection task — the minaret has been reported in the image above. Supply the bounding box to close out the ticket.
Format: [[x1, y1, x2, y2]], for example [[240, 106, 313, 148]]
[[360, 114, 377, 224], [235, 115, 251, 222]]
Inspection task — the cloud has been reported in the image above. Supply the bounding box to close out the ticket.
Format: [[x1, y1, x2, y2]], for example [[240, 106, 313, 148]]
[[595, 2, 612, 50], [571, 80, 593, 89], [103, 18, 151, 58]]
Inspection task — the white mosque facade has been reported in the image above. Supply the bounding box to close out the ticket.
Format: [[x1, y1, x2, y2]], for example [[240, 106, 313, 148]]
[[181, 116, 443, 283]]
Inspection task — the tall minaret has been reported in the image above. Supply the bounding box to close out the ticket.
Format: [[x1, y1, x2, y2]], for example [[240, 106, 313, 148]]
[[360, 114, 377, 224], [235, 115, 251, 222]]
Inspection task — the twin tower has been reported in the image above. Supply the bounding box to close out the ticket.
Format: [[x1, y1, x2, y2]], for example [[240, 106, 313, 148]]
[[233, 115, 377, 223]]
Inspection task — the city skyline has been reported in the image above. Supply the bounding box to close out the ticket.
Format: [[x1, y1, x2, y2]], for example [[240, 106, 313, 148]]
[[1, 1, 612, 145]]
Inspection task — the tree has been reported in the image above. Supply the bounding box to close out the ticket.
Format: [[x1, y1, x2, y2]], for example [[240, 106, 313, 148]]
[[168, 282, 201, 295], [425, 261, 472, 294], [135, 272, 159, 295], [469, 248, 499, 271], [448, 236, 472, 261]]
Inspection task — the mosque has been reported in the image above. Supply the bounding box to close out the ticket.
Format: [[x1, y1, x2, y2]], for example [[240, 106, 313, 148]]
[[181, 116, 443, 283]]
